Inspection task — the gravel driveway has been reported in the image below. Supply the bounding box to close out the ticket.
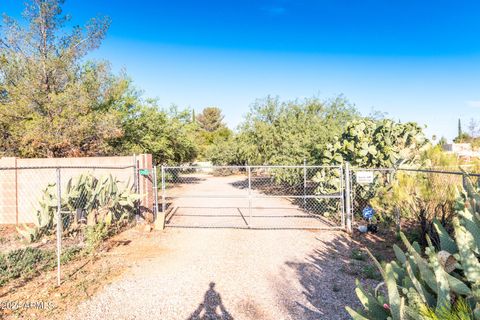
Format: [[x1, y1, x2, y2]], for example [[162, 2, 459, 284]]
[[67, 174, 365, 320]]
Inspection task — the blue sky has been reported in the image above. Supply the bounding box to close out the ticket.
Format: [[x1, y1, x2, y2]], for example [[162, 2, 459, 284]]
[[3, 0, 480, 141]]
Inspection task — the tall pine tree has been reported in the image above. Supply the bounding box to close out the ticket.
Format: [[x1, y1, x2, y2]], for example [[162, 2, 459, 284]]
[[458, 118, 463, 138]]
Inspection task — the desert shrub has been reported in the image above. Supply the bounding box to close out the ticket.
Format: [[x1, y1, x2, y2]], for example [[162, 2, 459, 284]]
[[371, 146, 463, 243], [0, 248, 55, 286], [0, 246, 81, 286], [85, 223, 110, 252], [60, 246, 83, 264], [373, 170, 459, 245]]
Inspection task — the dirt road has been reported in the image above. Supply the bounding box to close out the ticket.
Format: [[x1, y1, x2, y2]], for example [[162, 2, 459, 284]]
[[68, 174, 366, 320]]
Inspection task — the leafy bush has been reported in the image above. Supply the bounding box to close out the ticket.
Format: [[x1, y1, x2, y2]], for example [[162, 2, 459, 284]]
[[207, 137, 249, 166], [346, 174, 480, 320], [208, 95, 359, 167], [116, 105, 198, 164], [0, 246, 80, 286]]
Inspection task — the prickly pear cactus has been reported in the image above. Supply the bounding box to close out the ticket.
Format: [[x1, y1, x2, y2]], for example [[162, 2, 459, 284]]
[[16, 183, 57, 242], [16, 173, 140, 243], [346, 174, 480, 320]]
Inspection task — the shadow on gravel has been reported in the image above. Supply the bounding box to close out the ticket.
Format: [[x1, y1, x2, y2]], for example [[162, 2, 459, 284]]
[[188, 282, 234, 320], [283, 235, 365, 320]]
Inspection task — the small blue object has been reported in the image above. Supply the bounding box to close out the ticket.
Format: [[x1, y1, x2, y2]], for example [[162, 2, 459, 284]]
[[362, 206, 375, 220]]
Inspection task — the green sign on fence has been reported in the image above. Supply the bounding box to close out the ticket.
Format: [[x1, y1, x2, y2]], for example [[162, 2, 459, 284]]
[[139, 169, 150, 176]]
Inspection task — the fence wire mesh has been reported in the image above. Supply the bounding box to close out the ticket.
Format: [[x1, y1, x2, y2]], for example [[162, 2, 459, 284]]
[[349, 168, 395, 226], [0, 165, 136, 288], [161, 165, 345, 229], [349, 167, 480, 230]]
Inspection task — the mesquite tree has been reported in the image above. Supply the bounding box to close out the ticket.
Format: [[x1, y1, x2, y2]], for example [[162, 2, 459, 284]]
[[0, 0, 121, 157]]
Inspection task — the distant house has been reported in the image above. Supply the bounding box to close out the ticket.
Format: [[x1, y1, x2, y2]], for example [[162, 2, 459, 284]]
[[443, 143, 480, 159]]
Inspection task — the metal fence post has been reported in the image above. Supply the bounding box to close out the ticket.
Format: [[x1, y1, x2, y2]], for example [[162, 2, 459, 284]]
[[161, 165, 166, 216], [56, 168, 62, 286], [340, 166, 346, 229], [153, 165, 158, 217], [153, 165, 165, 230], [133, 154, 139, 220], [303, 158, 307, 208], [247, 165, 252, 225], [344, 162, 352, 233]]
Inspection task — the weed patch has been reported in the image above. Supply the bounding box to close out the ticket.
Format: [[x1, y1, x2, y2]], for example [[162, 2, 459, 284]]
[[0, 247, 55, 286], [350, 248, 366, 261]]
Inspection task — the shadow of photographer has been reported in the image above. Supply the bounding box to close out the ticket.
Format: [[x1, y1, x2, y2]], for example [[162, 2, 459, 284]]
[[188, 282, 233, 320]]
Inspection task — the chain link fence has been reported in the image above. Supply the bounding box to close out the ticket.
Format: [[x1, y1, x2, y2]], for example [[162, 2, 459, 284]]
[[349, 166, 480, 234], [0, 165, 137, 288], [161, 165, 345, 229], [4, 162, 477, 288]]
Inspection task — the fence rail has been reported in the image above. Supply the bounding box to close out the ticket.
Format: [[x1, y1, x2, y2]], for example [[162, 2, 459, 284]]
[[0, 165, 135, 170]]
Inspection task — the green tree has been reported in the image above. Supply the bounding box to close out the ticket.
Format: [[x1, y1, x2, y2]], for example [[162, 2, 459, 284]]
[[438, 136, 447, 146], [210, 95, 359, 165], [191, 109, 196, 124], [0, 0, 199, 164], [194, 107, 231, 160], [452, 118, 480, 147], [196, 107, 225, 132], [112, 103, 198, 164], [453, 133, 471, 144], [207, 135, 247, 165], [0, 0, 128, 157]]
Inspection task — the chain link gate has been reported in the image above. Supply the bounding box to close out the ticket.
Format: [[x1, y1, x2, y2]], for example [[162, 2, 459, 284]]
[[348, 166, 395, 229], [158, 165, 346, 230], [154, 163, 480, 232]]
